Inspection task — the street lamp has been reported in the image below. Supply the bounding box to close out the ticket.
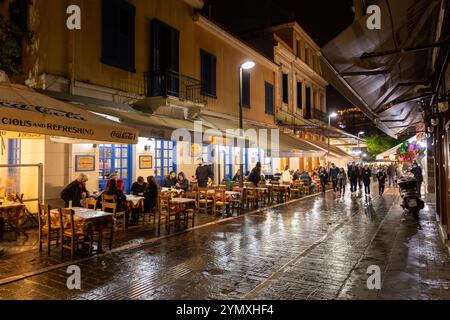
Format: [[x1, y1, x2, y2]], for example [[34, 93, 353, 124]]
[[327, 112, 338, 168], [239, 60, 255, 187], [357, 131, 365, 162]]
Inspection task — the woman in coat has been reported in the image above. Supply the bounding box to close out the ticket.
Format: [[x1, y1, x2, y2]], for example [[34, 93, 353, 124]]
[[144, 176, 159, 213]]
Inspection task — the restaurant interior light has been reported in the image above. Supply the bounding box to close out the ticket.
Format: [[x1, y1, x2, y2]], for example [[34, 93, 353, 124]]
[[241, 61, 256, 70]]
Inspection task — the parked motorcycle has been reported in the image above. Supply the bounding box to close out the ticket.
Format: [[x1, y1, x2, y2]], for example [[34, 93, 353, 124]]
[[398, 177, 424, 220]]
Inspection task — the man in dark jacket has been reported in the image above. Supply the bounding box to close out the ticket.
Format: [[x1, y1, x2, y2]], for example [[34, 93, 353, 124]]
[[410, 161, 423, 197], [195, 159, 214, 188], [328, 163, 339, 192], [348, 162, 359, 193], [130, 176, 147, 195], [247, 162, 262, 186], [361, 164, 372, 196], [61, 173, 90, 207], [163, 171, 177, 188]]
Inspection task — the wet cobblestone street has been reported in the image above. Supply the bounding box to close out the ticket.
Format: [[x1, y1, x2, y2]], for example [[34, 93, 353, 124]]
[[0, 187, 449, 300]]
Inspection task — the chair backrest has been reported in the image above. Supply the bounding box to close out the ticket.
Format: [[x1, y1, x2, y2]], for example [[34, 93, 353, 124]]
[[159, 193, 171, 212], [257, 181, 266, 188], [38, 203, 51, 228], [215, 185, 227, 192], [84, 198, 97, 209], [60, 208, 75, 234], [15, 193, 24, 203], [102, 202, 117, 214], [185, 191, 199, 201], [244, 182, 255, 187], [102, 194, 116, 203], [270, 180, 280, 185], [214, 190, 226, 201], [232, 186, 242, 192], [246, 188, 257, 197]]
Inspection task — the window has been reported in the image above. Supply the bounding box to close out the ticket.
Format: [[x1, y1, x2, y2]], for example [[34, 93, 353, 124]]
[[296, 39, 301, 58], [320, 93, 325, 110], [304, 47, 310, 65], [282, 73, 289, 104], [265, 82, 274, 115], [305, 86, 311, 118], [242, 70, 250, 107], [297, 81, 303, 109], [99, 144, 132, 192], [313, 89, 318, 108], [101, 0, 135, 72], [7, 139, 21, 193], [200, 49, 217, 97], [154, 140, 176, 185]]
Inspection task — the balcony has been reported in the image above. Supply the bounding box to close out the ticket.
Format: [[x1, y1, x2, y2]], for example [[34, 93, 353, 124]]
[[132, 70, 206, 119], [311, 108, 328, 123]]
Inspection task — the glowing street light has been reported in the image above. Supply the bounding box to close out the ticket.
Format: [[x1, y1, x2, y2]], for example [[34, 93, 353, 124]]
[[238, 60, 256, 187]]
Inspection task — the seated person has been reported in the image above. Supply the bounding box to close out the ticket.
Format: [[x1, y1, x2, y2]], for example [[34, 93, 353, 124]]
[[232, 169, 242, 182], [144, 176, 159, 213], [163, 171, 177, 188], [104, 179, 127, 213], [130, 176, 147, 195], [175, 172, 189, 192]]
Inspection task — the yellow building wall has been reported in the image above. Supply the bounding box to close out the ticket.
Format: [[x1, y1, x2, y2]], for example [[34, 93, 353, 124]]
[[32, 0, 276, 125]]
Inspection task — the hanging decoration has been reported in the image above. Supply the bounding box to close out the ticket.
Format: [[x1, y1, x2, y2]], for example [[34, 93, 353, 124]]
[[396, 140, 425, 164]]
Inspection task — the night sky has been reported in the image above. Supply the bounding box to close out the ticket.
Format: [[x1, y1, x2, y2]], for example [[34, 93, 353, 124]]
[[202, 0, 357, 114]]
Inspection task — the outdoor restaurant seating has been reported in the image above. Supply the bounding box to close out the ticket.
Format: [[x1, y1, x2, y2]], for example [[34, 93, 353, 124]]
[[59, 208, 86, 260], [157, 193, 178, 235], [37, 203, 60, 255]]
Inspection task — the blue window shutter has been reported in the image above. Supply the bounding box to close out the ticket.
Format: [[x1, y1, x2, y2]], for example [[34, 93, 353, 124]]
[[200, 50, 216, 97], [242, 70, 250, 107], [282, 73, 288, 104], [265, 82, 274, 115], [297, 81, 302, 109], [101, 0, 135, 72]]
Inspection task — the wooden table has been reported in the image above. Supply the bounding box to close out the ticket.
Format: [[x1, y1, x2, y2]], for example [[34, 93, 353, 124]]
[[0, 202, 27, 239], [50, 207, 114, 252]]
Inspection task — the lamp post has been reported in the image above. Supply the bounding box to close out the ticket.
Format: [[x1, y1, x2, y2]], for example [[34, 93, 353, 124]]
[[239, 61, 255, 188], [357, 131, 365, 162], [327, 112, 338, 168]]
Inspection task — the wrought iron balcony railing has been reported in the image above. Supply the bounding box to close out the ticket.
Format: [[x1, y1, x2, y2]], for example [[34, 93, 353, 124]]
[[144, 69, 206, 105]]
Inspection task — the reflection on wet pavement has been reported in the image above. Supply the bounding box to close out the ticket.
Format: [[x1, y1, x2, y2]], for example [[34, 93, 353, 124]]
[[0, 187, 449, 300]]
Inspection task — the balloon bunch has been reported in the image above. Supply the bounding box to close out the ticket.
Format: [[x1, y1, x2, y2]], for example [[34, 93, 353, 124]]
[[396, 141, 425, 164]]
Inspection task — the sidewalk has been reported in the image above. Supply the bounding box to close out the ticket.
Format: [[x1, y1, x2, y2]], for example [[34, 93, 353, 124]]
[[0, 186, 449, 300]]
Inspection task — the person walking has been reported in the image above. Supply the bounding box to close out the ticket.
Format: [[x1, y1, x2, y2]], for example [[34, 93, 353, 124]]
[[376, 167, 387, 195], [387, 164, 396, 187], [410, 161, 423, 197], [357, 164, 363, 190], [319, 167, 329, 195], [361, 164, 372, 196], [337, 168, 347, 197], [348, 162, 359, 193], [328, 163, 339, 193]]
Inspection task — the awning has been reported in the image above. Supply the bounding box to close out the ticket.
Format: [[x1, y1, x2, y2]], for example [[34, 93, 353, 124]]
[[321, 0, 441, 138], [303, 139, 354, 159], [275, 134, 326, 158], [0, 82, 138, 144]]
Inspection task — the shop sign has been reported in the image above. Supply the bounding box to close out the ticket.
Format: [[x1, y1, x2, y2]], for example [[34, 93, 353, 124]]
[[139, 155, 153, 169], [0, 130, 43, 139], [75, 155, 96, 172]]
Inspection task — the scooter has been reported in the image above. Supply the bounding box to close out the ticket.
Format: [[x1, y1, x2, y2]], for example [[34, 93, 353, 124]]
[[398, 177, 424, 220]]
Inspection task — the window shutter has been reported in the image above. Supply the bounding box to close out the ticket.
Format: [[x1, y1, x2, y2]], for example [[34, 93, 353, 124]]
[[265, 82, 274, 115], [101, 0, 119, 66], [305, 86, 311, 118], [242, 71, 250, 107], [200, 50, 216, 97], [297, 81, 302, 109], [282, 73, 288, 104]]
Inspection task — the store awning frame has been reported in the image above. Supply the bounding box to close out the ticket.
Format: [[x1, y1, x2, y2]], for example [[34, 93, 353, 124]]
[[0, 82, 138, 144]]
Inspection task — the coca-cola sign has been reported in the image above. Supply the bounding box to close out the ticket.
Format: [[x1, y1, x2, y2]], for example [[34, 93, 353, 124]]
[[110, 131, 136, 141]]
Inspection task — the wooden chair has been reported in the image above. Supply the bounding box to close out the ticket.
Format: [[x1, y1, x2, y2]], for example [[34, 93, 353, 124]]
[[213, 191, 229, 216], [59, 208, 85, 260], [158, 193, 178, 235], [291, 181, 301, 198], [102, 194, 116, 203], [37, 203, 60, 255], [102, 202, 126, 231], [83, 198, 98, 209], [229, 189, 242, 215], [198, 188, 213, 215], [184, 191, 198, 228], [245, 188, 258, 209]]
